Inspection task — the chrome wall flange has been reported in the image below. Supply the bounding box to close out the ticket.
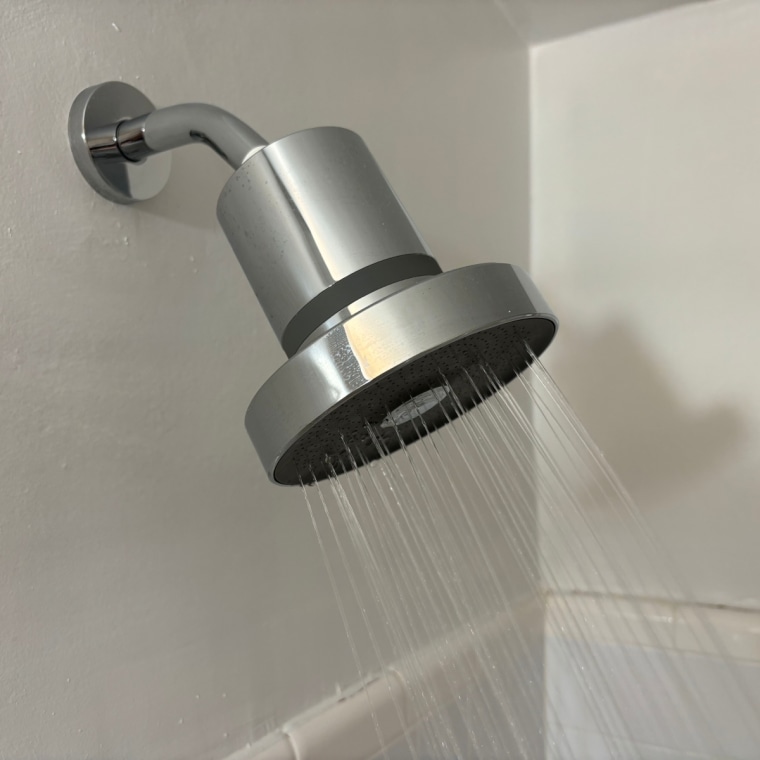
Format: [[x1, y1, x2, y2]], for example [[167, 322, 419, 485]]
[[68, 81, 172, 204], [68, 81, 267, 204]]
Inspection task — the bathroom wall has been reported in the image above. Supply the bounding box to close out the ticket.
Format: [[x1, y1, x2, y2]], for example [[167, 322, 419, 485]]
[[0, 2, 533, 758], [532, 0, 760, 754], [532, 0, 760, 609], [497, 0, 705, 42]]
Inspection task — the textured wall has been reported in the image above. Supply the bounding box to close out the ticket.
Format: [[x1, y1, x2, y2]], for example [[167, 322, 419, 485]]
[[532, 0, 760, 607], [0, 2, 531, 758]]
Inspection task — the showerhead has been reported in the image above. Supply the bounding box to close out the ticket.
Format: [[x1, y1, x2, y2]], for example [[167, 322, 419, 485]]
[[69, 82, 557, 485], [248, 263, 556, 484]]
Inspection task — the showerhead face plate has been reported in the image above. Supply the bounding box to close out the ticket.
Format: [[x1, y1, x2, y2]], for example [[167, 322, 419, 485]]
[[246, 264, 557, 485]]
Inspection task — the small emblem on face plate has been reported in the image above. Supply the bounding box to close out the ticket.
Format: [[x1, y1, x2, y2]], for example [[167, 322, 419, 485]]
[[382, 386, 449, 428]]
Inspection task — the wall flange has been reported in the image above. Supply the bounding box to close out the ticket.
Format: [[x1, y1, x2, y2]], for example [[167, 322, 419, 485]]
[[68, 81, 172, 204], [68, 81, 268, 204]]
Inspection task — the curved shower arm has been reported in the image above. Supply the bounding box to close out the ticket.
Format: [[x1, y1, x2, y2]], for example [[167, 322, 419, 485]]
[[70, 82, 270, 203], [115, 103, 268, 169]]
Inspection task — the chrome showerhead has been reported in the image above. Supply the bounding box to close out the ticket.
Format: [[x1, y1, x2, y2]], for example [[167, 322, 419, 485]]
[[69, 82, 557, 485], [248, 263, 555, 484]]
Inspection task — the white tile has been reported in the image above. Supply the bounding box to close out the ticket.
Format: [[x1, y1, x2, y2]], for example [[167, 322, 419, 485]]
[[547, 725, 714, 760], [547, 724, 640, 760], [287, 673, 408, 760], [673, 651, 760, 760], [674, 604, 760, 662], [546, 634, 724, 754], [255, 738, 296, 760], [237, 734, 295, 760], [547, 592, 675, 649]]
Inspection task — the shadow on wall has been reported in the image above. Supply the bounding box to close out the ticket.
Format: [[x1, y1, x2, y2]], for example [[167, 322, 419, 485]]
[[141, 149, 230, 232], [550, 321, 745, 502]]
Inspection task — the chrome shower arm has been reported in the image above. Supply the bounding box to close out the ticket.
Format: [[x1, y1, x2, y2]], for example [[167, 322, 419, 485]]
[[69, 82, 268, 203], [116, 104, 268, 169]]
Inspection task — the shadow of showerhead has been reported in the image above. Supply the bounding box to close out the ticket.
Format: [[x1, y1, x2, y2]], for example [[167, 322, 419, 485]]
[[547, 321, 745, 503]]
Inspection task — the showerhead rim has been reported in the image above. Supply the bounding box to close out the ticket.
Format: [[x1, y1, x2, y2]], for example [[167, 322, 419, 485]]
[[246, 263, 558, 485]]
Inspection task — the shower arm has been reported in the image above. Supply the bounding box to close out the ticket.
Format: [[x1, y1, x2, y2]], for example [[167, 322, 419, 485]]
[[96, 103, 268, 170], [69, 81, 269, 204]]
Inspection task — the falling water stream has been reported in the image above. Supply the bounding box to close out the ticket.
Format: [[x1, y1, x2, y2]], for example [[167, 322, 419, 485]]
[[301, 355, 760, 759]]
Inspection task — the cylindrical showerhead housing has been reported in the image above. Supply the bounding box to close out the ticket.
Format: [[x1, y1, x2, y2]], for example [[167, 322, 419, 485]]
[[216, 126, 557, 485], [217, 127, 443, 357]]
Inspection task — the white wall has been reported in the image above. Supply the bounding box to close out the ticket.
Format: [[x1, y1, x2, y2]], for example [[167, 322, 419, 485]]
[[533, 4, 760, 754], [532, 0, 760, 609], [0, 2, 532, 758], [497, 0, 704, 43]]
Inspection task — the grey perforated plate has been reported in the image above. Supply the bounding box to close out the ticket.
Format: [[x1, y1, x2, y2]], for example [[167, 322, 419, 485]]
[[276, 318, 554, 484]]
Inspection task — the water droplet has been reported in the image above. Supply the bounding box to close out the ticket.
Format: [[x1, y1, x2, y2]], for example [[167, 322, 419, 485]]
[[194, 694, 200, 700], [189, 255, 195, 262], [77, 728, 82, 734], [178, 717, 184, 725], [223, 732, 228, 739], [135, 75, 141, 80], [221, 692, 227, 699], [122, 236, 129, 246], [16, 150, 22, 155], [111, 22, 121, 32], [66, 677, 70, 683]]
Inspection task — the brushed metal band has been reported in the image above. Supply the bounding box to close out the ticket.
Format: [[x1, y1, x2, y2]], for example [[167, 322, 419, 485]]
[[280, 253, 442, 357]]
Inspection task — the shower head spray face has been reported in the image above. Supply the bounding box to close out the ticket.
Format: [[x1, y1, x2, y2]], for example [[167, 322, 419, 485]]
[[68, 82, 558, 485], [247, 263, 557, 484]]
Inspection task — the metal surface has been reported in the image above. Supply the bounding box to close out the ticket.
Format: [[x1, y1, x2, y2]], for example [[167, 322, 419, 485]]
[[68, 83, 268, 204], [279, 255, 440, 357], [217, 127, 440, 352], [68, 82, 171, 204], [69, 83, 559, 489], [246, 263, 558, 485], [117, 104, 267, 169], [299, 274, 434, 349]]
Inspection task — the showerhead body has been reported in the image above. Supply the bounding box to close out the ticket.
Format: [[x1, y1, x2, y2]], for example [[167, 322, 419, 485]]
[[69, 82, 557, 485]]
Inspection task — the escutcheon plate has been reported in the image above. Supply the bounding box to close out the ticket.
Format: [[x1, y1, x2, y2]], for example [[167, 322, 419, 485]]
[[68, 81, 171, 204]]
